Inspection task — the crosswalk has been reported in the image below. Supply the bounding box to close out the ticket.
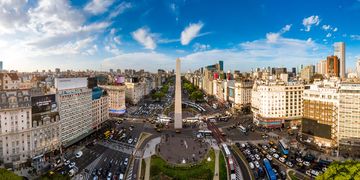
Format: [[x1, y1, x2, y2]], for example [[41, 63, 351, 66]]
[[82, 154, 103, 180], [126, 159, 134, 180]]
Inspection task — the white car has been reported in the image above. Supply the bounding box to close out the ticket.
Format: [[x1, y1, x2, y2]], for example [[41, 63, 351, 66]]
[[128, 138, 133, 144], [279, 157, 286, 163], [75, 151, 83, 158], [64, 160, 70, 166], [311, 170, 320, 177], [69, 162, 76, 168], [241, 144, 246, 148], [266, 154, 273, 161], [249, 162, 255, 169], [262, 145, 268, 150], [255, 154, 261, 160], [270, 148, 276, 153], [303, 161, 311, 167], [296, 158, 303, 163], [306, 170, 312, 176], [273, 153, 279, 159], [322, 167, 327, 172], [286, 161, 294, 167], [124, 158, 129, 166], [254, 161, 260, 168]]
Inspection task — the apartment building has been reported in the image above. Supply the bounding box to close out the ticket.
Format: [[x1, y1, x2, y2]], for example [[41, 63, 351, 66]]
[[101, 84, 126, 116], [302, 80, 339, 147], [338, 83, 360, 146], [0, 89, 32, 166], [252, 81, 303, 128], [228, 79, 253, 110], [125, 82, 145, 105], [91, 87, 109, 130]]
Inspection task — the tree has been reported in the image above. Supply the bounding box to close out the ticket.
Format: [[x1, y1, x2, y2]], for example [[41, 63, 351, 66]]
[[190, 90, 204, 102], [316, 161, 360, 180], [152, 91, 165, 101], [0, 168, 23, 180]]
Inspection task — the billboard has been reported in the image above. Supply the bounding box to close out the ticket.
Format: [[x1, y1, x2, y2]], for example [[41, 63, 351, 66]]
[[31, 94, 58, 114], [115, 76, 125, 84], [55, 78, 87, 90]]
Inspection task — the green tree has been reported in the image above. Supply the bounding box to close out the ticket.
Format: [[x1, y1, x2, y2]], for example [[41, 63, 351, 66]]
[[0, 168, 23, 180], [190, 90, 204, 102], [316, 161, 360, 180], [152, 91, 165, 101]]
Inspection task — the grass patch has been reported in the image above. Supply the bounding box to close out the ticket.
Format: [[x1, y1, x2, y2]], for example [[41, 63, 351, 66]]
[[219, 151, 227, 180], [150, 149, 215, 180]]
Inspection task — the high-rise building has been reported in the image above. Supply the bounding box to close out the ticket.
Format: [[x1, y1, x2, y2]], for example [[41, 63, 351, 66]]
[[317, 60, 327, 75], [326, 56, 340, 77], [357, 59, 360, 77], [334, 42, 345, 78], [101, 84, 126, 116], [55, 78, 93, 147], [0, 61, 3, 71], [55, 68, 60, 74], [300, 65, 315, 82]]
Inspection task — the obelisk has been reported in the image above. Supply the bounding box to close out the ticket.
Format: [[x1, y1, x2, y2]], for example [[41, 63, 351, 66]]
[[174, 58, 183, 129]]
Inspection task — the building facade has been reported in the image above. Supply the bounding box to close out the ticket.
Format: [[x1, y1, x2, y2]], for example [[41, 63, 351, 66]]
[[55, 78, 92, 147], [101, 85, 126, 116], [125, 82, 145, 105], [334, 42, 345, 79], [326, 55, 340, 77], [91, 88, 109, 131], [252, 81, 303, 128]]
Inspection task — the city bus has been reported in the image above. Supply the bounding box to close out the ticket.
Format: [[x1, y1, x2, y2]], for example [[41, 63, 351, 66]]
[[198, 130, 212, 137], [279, 139, 289, 155], [222, 143, 231, 157], [228, 157, 236, 180], [263, 158, 277, 180]]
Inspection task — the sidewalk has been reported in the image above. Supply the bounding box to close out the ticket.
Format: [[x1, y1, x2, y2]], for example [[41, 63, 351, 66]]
[[214, 149, 219, 180], [143, 137, 161, 158], [144, 157, 151, 180]]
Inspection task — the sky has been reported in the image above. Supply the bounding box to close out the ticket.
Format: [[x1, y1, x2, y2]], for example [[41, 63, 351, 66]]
[[1, 0, 360, 73]]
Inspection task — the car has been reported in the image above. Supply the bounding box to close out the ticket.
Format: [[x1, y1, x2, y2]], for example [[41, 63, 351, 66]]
[[306, 170, 311, 176], [286, 161, 294, 167], [266, 154, 273, 161], [296, 158, 303, 163], [93, 175, 98, 180], [97, 168, 103, 176], [75, 151, 83, 158], [119, 173, 124, 180], [255, 154, 261, 160], [254, 161, 260, 168], [134, 138, 138, 143], [124, 158, 129, 166], [322, 167, 327, 172], [270, 148, 276, 153], [128, 138, 133, 144], [250, 155, 255, 161], [64, 160, 70, 166], [107, 172, 112, 180], [262, 145, 268, 150], [279, 157, 286, 163], [249, 162, 255, 169], [311, 169, 320, 177], [92, 169, 97, 176], [303, 161, 311, 167], [241, 143, 246, 148], [68, 162, 76, 168], [273, 153, 279, 159]]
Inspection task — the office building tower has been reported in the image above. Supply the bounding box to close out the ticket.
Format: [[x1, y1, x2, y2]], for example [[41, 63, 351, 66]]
[[334, 42, 345, 78], [317, 60, 327, 75], [0, 61, 2, 71], [357, 59, 360, 77], [326, 56, 340, 77]]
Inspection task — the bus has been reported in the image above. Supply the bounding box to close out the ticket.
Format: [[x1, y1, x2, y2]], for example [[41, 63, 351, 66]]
[[222, 143, 231, 157], [198, 130, 212, 136], [238, 125, 247, 133], [279, 139, 289, 155], [228, 158, 236, 180], [263, 158, 277, 180]]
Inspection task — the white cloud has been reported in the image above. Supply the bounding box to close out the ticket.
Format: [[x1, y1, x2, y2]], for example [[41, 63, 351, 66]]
[[84, 0, 114, 15], [350, 35, 360, 40], [280, 24, 292, 33], [302, 15, 320, 32], [193, 43, 211, 52], [333, 27, 338, 32], [131, 27, 157, 50], [266, 33, 280, 43], [322, 25, 331, 31], [326, 33, 332, 38], [109, 2, 132, 18], [181, 22, 204, 45]]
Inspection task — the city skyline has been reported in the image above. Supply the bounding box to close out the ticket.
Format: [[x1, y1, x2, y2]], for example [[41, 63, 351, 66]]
[[1, 0, 360, 72]]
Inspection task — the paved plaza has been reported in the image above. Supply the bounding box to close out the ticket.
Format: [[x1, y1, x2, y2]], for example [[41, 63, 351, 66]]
[[157, 134, 210, 164]]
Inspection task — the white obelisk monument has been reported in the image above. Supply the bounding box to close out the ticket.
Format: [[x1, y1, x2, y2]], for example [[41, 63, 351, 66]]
[[174, 58, 183, 129]]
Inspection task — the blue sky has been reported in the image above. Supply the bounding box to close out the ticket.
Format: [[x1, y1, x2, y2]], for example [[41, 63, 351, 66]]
[[1, 0, 360, 72]]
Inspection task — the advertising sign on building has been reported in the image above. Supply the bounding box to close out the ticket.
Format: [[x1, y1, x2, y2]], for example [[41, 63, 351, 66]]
[[31, 94, 58, 114]]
